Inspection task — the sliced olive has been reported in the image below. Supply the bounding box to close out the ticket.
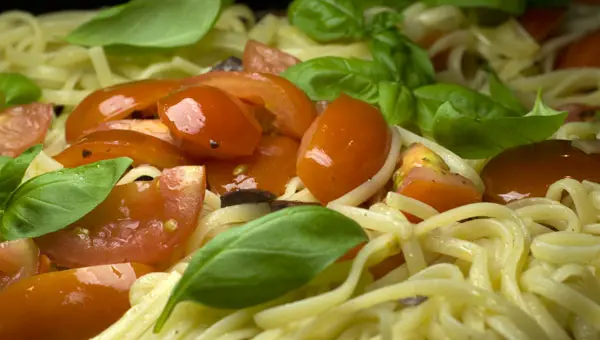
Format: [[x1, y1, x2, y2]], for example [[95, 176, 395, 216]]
[[220, 189, 276, 208], [210, 57, 243, 72]]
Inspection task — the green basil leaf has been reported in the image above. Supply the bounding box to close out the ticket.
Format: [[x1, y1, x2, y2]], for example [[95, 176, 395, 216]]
[[369, 30, 435, 89], [0, 73, 42, 108], [288, 0, 365, 42], [0, 157, 11, 171], [366, 11, 404, 34], [421, 0, 526, 15], [414, 83, 521, 135], [360, 0, 415, 11], [0, 157, 132, 240], [282, 57, 386, 104], [0, 145, 42, 207], [431, 95, 567, 158], [154, 205, 368, 332], [66, 0, 222, 48], [378, 81, 416, 126], [487, 69, 527, 114]]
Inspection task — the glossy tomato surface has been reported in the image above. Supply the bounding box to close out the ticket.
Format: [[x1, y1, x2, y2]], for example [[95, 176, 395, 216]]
[[297, 94, 391, 203], [36, 166, 206, 268], [54, 129, 192, 169], [0, 263, 153, 340], [80, 119, 176, 145], [556, 30, 600, 69], [243, 40, 301, 75], [0, 239, 39, 291], [65, 79, 181, 143], [481, 140, 600, 203], [518, 7, 566, 42], [206, 135, 299, 196], [158, 85, 262, 160], [185, 71, 317, 140], [0, 103, 53, 157]]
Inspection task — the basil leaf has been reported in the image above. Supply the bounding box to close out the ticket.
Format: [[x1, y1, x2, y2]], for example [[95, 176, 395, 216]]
[[414, 83, 520, 135], [369, 30, 435, 89], [366, 11, 404, 34], [421, 0, 526, 15], [154, 205, 367, 332], [0, 145, 42, 207], [66, 0, 222, 48], [288, 0, 365, 42], [0, 157, 11, 171], [0, 157, 132, 240], [360, 0, 415, 11], [378, 81, 416, 126], [487, 69, 526, 114], [0, 73, 42, 108], [431, 95, 567, 158], [282, 57, 386, 104]]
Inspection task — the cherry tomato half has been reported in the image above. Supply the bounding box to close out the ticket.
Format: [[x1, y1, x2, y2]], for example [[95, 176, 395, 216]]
[[0, 263, 153, 340], [158, 85, 262, 160], [36, 166, 206, 268], [518, 7, 566, 43], [54, 129, 193, 169], [556, 30, 600, 69], [206, 135, 299, 196], [243, 40, 301, 75], [297, 94, 391, 203], [184, 71, 317, 140], [81, 119, 176, 145], [65, 79, 181, 143], [481, 140, 600, 203], [0, 103, 53, 157], [0, 239, 39, 291]]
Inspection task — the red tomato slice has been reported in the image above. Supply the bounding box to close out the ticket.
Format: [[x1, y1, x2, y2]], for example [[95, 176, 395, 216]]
[[519, 7, 566, 43], [243, 40, 301, 75], [0, 103, 53, 157], [556, 30, 600, 69], [158, 85, 262, 160], [81, 119, 176, 145], [54, 129, 193, 169], [297, 94, 391, 203], [184, 71, 317, 140], [65, 79, 181, 143], [36, 166, 206, 268], [0, 239, 39, 291], [206, 135, 299, 196], [0, 263, 153, 340]]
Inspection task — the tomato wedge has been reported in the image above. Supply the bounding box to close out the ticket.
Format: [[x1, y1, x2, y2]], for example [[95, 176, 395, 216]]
[[54, 129, 192, 169], [0, 263, 153, 340], [297, 94, 391, 203], [0, 103, 53, 157], [556, 30, 600, 69], [518, 7, 566, 43], [65, 79, 181, 143], [184, 71, 317, 139], [81, 119, 176, 145], [158, 85, 262, 160], [36, 166, 206, 268], [243, 40, 301, 75], [206, 135, 299, 196], [0, 239, 39, 291]]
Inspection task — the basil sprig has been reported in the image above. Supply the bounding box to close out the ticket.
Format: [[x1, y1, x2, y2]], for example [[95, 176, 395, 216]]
[[0, 145, 42, 206], [154, 205, 367, 332], [0, 73, 42, 109], [0, 155, 132, 240]]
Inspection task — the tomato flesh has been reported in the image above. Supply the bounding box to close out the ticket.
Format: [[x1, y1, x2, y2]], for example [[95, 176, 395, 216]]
[[0, 239, 39, 290], [185, 71, 317, 140], [0, 103, 53, 157], [556, 30, 600, 69], [158, 85, 262, 160], [481, 140, 600, 204], [518, 7, 566, 43], [81, 119, 176, 145], [297, 94, 391, 203], [65, 79, 181, 143], [243, 40, 301, 75], [206, 135, 299, 196], [36, 166, 206, 268], [54, 129, 192, 169], [0, 263, 152, 340]]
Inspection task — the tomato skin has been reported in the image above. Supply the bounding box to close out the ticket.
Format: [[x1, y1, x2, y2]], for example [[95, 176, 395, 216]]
[[557, 104, 600, 123], [0, 263, 153, 340], [36, 166, 206, 268], [158, 85, 262, 160], [243, 40, 301, 75], [54, 129, 193, 169], [0, 103, 53, 157], [297, 94, 391, 203], [81, 119, 176, 145], [0, 239, 39, 291], [185, 71, 317, 140], [65, 79, 181, 143], [481, 140, 600, 204], [206, 135, 299, 196], [556, 30, 600, 69], [519, 7, 566, 43]]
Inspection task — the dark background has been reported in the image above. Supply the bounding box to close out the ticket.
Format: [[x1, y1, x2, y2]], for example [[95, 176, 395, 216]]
[[0, 0, 288, 13]]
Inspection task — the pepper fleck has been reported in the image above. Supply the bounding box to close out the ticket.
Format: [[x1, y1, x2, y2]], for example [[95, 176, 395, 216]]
[[209, 140, 220, 149], [82, 149, 92, 158]]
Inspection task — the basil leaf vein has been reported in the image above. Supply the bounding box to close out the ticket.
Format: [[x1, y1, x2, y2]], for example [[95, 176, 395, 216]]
[[154, 205, 368, 332], [0, 145, 42, 207], [0, 157, 132, 240], [0, 73, 42, 109], [289, 0, 365, 42]]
